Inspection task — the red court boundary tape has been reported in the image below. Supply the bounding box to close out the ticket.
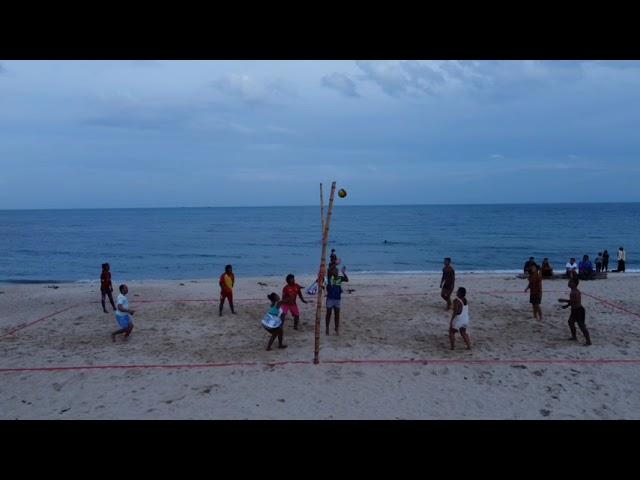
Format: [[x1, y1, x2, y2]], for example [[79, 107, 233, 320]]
[[0, 304, 79, 338], [2, 357, 640, 374], [581, 292, 640, 318], [3, 289, 638, 340]]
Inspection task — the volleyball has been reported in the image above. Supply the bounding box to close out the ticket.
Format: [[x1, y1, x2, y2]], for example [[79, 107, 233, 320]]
[[338, 188, 347, 198]]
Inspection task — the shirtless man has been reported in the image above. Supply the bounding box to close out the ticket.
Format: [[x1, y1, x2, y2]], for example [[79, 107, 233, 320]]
[[558, 278, 592, 346], [525, 263, 543, 321], [440, 257, 455, 311]]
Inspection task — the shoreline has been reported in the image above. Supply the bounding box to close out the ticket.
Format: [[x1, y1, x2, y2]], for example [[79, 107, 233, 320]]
[[2, 270, 639, 286]]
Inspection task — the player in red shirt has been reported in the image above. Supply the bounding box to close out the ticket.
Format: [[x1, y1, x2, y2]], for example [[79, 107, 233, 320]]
[[219, 264, 236, 316], [100, 263, 116, 313], [281, 273, 308, 330]]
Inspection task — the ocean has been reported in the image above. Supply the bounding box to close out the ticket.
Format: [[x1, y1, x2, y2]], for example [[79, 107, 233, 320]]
[[0, 204, 637, 283]]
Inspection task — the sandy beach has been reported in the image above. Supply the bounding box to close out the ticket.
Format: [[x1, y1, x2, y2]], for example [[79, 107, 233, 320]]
[[1, 272, 640, 419]]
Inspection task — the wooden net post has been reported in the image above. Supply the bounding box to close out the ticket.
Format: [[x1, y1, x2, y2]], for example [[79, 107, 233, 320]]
[[314, 181, 336, 365], [320, 183, 325, 232]]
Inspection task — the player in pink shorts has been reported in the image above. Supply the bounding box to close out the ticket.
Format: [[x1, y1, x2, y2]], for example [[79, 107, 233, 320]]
[[281, 273, 308, 330]]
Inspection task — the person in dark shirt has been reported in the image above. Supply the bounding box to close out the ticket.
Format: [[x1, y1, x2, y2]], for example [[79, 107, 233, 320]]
[[523, 257, 537, 275], [325, 265, 349, 336], [595, 252, 603, 273], [100, 263, 116, 313], [578, 255, 594, 280], [602, 250, 610, 272], [440, 258, 455, 311], [540, 258, 554, 279]]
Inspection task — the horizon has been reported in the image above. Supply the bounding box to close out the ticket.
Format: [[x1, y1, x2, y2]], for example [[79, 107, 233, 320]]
[[2, 200, 640, 212]]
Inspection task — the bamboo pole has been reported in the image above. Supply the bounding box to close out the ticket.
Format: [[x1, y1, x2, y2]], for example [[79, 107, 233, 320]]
[[314, 181, 336, 364], [320, 183, 325, 232]]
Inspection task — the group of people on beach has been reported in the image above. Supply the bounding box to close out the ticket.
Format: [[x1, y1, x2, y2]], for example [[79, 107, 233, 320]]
[[521, 260, 592, 345], [442, 257, 592, 347], [100, 251, 350, 351], [259, 250, 350, 351], [101, 243, 612, 350], [523, 247, 627, 281]]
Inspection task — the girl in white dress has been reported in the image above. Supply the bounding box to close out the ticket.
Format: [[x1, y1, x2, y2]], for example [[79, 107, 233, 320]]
[[449, 287, 471, 350]]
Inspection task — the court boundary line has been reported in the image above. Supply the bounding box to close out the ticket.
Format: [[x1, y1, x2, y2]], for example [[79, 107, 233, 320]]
[[2, 289, 637, 339], [2, 357, 640, 374]]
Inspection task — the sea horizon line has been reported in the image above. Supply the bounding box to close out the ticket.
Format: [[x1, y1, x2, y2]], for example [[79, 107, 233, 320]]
[[2, 201, 639, 212]]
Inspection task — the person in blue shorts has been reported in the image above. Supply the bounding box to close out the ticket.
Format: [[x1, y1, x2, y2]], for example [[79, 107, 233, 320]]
[[111, 284, 135, 342], [325, 265, 349, 335]]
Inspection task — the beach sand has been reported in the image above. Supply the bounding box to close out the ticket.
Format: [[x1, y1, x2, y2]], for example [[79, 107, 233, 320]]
[[1, 273, 640, 419]]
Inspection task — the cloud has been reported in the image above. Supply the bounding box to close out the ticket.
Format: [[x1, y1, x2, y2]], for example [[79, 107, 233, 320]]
[[212, 74, 296, 104], [355, 60, 445, 97], [0, 63, 5, 74], [355, 60, 587, 99], [265, 78, 298, 98], [490, 154, 504, 159], [213, 74, 266, 102], [321, 73, 360, 97]]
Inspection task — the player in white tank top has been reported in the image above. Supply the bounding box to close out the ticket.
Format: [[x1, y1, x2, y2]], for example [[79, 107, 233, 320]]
[[449, 287, 471, 350]]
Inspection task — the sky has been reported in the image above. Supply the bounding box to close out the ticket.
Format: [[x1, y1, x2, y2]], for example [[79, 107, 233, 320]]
[[1, 60, 639, 209]]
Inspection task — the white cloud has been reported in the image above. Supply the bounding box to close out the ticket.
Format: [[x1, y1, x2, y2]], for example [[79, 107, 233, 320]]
[[321, 72, 360, 97]]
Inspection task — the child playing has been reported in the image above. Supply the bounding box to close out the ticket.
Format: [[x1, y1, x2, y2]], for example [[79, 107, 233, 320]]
[[100, 263, 116, 313], [261, 293, 287, 351], [326, 265, 349, 335], [558, 278, 592, 346], [524, 263, 543, 321], [111, 284, 135, 342], [449, 287, 471, 350], [281, 274, 308, 330], [219, 264, 236, 316]]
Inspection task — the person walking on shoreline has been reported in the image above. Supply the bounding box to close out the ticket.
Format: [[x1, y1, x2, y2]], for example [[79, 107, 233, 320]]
[[617, 247, 626, 273]]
